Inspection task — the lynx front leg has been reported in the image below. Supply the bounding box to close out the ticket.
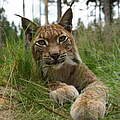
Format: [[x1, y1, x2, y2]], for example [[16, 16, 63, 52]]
[[70, 81, 108, 120], [49, 82, 79, 106]]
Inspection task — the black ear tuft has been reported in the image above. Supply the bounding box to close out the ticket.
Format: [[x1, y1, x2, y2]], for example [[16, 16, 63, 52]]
[[58, 8, 73, 32], [15, 14, 38, 41]]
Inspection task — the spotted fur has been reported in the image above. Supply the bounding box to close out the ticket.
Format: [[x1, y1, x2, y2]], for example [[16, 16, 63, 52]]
[[20, 8, 108, 120]]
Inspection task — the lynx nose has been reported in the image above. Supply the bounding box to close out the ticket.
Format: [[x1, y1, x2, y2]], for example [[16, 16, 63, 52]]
[[50, 53, 60, 60]]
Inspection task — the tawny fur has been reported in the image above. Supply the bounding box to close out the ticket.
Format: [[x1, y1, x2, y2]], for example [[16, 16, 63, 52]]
[[21, 8, 108, 120]]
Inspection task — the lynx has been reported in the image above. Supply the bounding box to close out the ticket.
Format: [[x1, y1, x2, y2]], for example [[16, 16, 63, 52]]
[[18, 8, 108, 120]]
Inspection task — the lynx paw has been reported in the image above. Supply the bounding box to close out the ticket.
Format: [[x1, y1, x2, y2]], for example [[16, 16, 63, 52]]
[[50, 85, 79, 105], [70, 96, 106, 120]]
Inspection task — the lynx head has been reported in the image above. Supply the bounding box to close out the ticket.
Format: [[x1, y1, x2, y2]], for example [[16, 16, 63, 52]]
[[20, 8, 81, 68]]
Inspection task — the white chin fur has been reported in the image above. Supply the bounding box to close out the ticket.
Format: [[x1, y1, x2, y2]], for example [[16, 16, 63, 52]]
[[53, 55, 81, 70], [65, 56, 77, 65], [53, 57, 76, 70], [53, 62, 64, 69]]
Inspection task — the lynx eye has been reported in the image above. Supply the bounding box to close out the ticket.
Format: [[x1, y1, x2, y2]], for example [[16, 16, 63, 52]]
[[58, 35, 67, 43], [36, 40, 47, 46]]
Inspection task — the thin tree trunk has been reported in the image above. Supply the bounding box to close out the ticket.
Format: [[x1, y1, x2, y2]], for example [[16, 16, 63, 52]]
[[57, 0, 62, 22], [23, 0, 29, 49], [32, 0, 34, 19], [104, 0, 112, 24], [39, 0, 41, 25], [0, 23, 2, 48], [118, 0, 120, 17], [23, 0, 25, 17], [103, 0, 112, 45], [0, 0, 2, 47], [94, 5, 96, 24], [99, 1, 101, 23], [45, 0, 49, 25]]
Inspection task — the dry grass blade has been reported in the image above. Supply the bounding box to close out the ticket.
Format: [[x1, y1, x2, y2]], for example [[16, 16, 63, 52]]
[[19, 92, 72, 120]]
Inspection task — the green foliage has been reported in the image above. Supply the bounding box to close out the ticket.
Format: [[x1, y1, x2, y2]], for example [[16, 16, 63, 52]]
[[0, 8, 18, 45], [0, 21, 120, 119]]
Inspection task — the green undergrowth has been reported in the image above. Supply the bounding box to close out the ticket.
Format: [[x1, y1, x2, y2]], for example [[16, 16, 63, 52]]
[[75, 23, 120, 119], [0, 37, 71, 120], [0, 23, 120, 119]]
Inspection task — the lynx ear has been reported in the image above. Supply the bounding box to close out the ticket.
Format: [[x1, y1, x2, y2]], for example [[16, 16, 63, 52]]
[[58, 8, 73, 32], [16, 14, 38, 41]]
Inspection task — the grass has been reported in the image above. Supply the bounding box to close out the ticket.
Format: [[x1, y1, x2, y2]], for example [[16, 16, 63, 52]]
[[0, 23, 120, 120]]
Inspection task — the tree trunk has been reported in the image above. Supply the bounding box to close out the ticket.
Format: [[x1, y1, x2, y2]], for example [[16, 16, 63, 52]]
[[0, 0, 2, 48], [0, 23, 2, 48], [23, 0, 29, 49], [118, 0, 120, 17], [23, 0, 25, 17], [57, 0, 62, 22], [99, 1, 102, 22], [39, 0, 41, 25], [45, 0, 49, 25], [104, 0, 112, 24], [32, 0, 34, 19], [103, 0, 113, 45]]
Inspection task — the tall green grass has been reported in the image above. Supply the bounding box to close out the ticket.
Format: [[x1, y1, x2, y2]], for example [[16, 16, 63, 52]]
[[0, 23, 120, 119], [75, 23, 120, 119], [0, 35, 71, 120]]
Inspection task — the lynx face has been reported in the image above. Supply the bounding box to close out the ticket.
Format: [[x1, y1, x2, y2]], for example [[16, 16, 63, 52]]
[[32, 24, 78, 66], [19, 8, 81, 67]]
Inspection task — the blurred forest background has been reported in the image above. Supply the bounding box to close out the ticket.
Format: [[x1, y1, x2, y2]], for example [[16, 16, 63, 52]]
[[0, 0, 120, 120]]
